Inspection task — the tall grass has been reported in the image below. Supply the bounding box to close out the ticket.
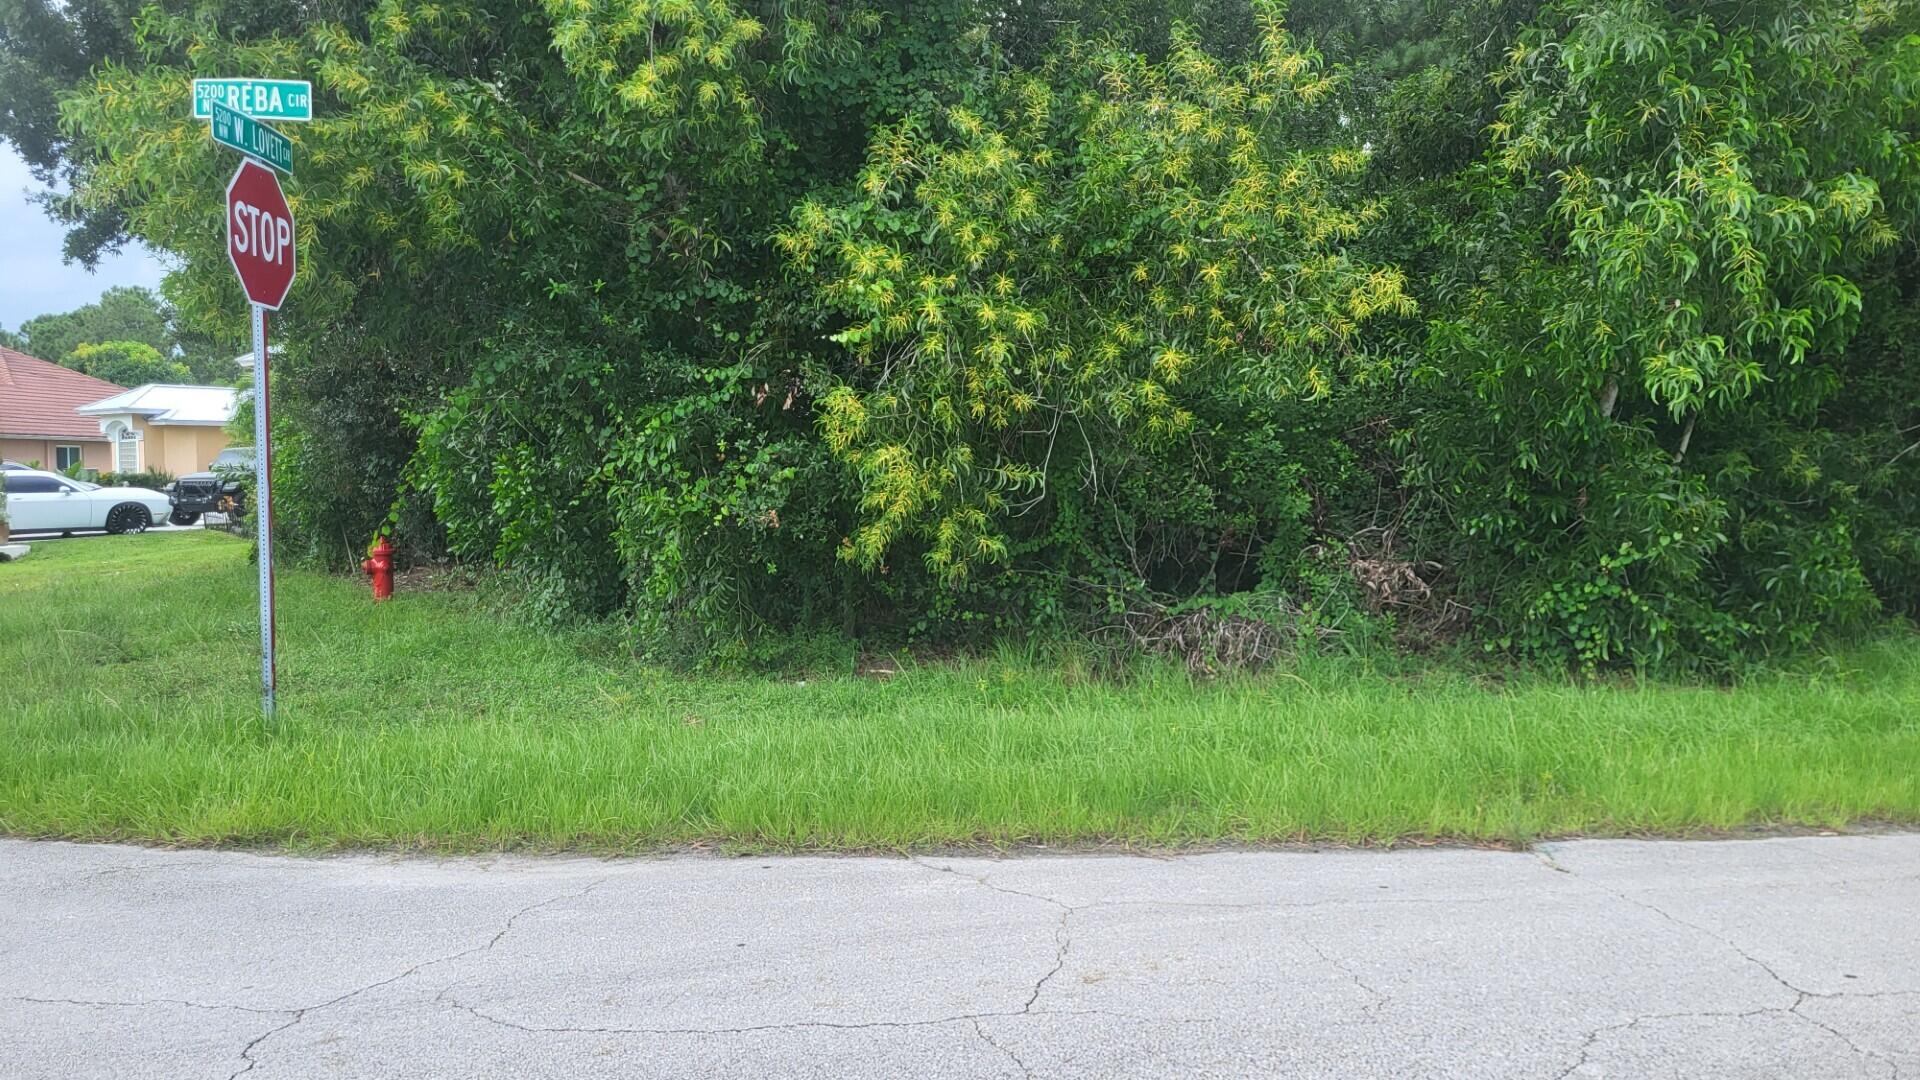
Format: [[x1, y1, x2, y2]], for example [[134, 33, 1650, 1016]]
[[1, 531, 1916, 850]]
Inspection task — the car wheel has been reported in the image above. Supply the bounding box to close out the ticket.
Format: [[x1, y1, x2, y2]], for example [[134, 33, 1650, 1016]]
[[106, 504, 152, 535], [168, 509, 202, 527]]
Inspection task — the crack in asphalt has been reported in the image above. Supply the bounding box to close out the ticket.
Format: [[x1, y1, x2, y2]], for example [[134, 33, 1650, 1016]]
[[227, 1013, 306, 1080], [1533, 845, 1811, 998], [972, 1018, 1034, 1079], [1550, 1001, 1904, 1080], [439, 1000, 1218, 1041], [1622, 893, 1807, 996], [82, 863, 153, 883], [1025, 905, 1074, 1013], [22, 843, 1913, 1076], [910, 857, 1410, 1024], [441, 999, 1024, 1037], [909, 857, 1076, 1015], [1790, 993, 1904, 1080], [1536, 850, 1907, 1080], [1298, 937, 1390, 1019], [225, 870, 632, 1079], [1552, 1006, 1784, 1080], [433, 859, 1215, 1046], [907, 857, 1075, 914], [436, 859, 1088, 1043], [10, 995, 292, 1016]]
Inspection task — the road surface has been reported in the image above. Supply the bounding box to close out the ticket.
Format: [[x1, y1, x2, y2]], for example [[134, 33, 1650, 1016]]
[[2, 835, 1915, 1078]]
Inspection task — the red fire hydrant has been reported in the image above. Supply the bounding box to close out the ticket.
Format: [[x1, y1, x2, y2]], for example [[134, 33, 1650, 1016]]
[[361, 535, 394, 601]]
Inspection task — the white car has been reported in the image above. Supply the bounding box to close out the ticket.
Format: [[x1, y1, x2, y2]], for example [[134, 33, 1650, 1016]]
[[2, 468, 175, 535]]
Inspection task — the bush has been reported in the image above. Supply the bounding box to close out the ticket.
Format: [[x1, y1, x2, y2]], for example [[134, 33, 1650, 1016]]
[[97, 470, 174, 491], [1392, 0, 1920, 672], [53, 0, 1920, 671], [783, 19, 1412, 583]]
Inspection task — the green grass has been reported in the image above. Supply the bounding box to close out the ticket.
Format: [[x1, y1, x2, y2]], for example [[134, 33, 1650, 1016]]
[[2, 530, 1917, 850]]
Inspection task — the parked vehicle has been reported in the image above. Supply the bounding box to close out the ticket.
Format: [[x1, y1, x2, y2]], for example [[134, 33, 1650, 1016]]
[[1, 460, 31, 471], [2, 468, 173, 535], [164, 447, 252, 526]]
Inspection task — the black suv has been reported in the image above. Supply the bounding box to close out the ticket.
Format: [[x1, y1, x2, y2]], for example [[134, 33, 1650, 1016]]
[[165, 446, 252, 526]]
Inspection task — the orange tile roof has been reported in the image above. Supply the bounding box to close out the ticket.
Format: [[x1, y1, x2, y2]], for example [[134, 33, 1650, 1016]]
[[0, 346, 126, 441]]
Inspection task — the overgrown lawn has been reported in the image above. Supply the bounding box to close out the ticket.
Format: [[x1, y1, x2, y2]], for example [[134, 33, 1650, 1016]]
[[1, 531, 1916, 850]]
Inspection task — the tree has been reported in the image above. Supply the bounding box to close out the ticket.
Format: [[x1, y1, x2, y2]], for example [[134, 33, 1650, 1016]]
[[65, 340, 191, 386], [0, 0, 367, 265], [13, 285, 169, 362], [783, 12, 1412, 582], [1406, 0, 1920, 668], [49, 0, 995, 620], [0, 0, 142, 265], [35, 0, 1920, 668], [6, 285, 235, 383]]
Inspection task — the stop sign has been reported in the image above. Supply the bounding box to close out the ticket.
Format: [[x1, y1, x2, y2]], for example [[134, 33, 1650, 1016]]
[[226, 159, 296, 310]]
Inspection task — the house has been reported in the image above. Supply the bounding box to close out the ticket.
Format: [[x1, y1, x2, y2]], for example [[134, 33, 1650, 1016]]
[[0, 345, 127, 472], [77, 384, 240, 475]]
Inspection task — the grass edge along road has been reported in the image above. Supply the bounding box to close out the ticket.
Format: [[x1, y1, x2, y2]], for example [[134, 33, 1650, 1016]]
[[1, 531, 1917, 852]]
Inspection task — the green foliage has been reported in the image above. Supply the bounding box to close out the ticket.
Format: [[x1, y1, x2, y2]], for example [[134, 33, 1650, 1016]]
[[65, 339, 189, 386], [3, 284, 232, 383], [24, 0, 1920, 670], [0, 0, 145, 265], [1399, 0, 1920, 671], [0, 0, 351, 266], [783, 10, 1412, 589], [11, 285, 169, 363], [1491, 0, 1909, 411], [97, 469, 174, 490]]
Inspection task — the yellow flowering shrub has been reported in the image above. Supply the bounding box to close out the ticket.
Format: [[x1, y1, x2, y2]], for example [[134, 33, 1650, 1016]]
[[781, 5, 1413, 578]]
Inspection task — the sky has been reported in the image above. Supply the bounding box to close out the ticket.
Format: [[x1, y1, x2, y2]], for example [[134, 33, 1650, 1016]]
[[0, 143, 171, 333]]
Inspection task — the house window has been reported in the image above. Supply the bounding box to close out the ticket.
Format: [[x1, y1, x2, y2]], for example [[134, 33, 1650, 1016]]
[[116, 429, 138, 472], [54, 445, 83, 471]]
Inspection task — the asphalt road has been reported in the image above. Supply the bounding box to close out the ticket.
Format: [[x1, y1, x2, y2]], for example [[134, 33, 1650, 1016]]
[[2, 835, 1915, 1079]]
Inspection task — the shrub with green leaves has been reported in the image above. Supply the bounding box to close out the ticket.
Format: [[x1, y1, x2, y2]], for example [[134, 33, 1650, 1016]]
[[781, 11, 1412, 596], [1401, 0, 1920, 670], [23, 0, 1920, 669]]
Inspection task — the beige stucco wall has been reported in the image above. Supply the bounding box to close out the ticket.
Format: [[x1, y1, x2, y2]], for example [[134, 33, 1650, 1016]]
[[1, 437, 112, 472], [130, 417, 154, 467], [13, 421, 232, 476], [151, 425, 232, 476], [128, 422, 232, 477]]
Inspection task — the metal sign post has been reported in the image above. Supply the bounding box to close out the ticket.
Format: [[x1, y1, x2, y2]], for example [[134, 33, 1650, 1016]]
[[251, 304, 277, 718], [220, 139, 298, 720]]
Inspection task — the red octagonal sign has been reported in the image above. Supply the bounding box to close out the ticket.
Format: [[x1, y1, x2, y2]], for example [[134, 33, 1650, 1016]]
[[226, 159, 296, 310]]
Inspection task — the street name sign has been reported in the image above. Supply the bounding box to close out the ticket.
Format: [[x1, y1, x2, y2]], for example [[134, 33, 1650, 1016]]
[[210, 102, 292, 173], [226, 159, 296, 310], [193, 78, 313, 122]]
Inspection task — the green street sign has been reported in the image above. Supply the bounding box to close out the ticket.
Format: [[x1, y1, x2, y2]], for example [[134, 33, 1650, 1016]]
[[210, 102, 292, 173], [193, 78, 313, 123]]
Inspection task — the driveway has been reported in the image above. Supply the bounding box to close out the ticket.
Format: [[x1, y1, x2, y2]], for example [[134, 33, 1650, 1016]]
[[6, 522, 204, 541], [2, 835, 1914, 1078], [6, 511, 230, 542]]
